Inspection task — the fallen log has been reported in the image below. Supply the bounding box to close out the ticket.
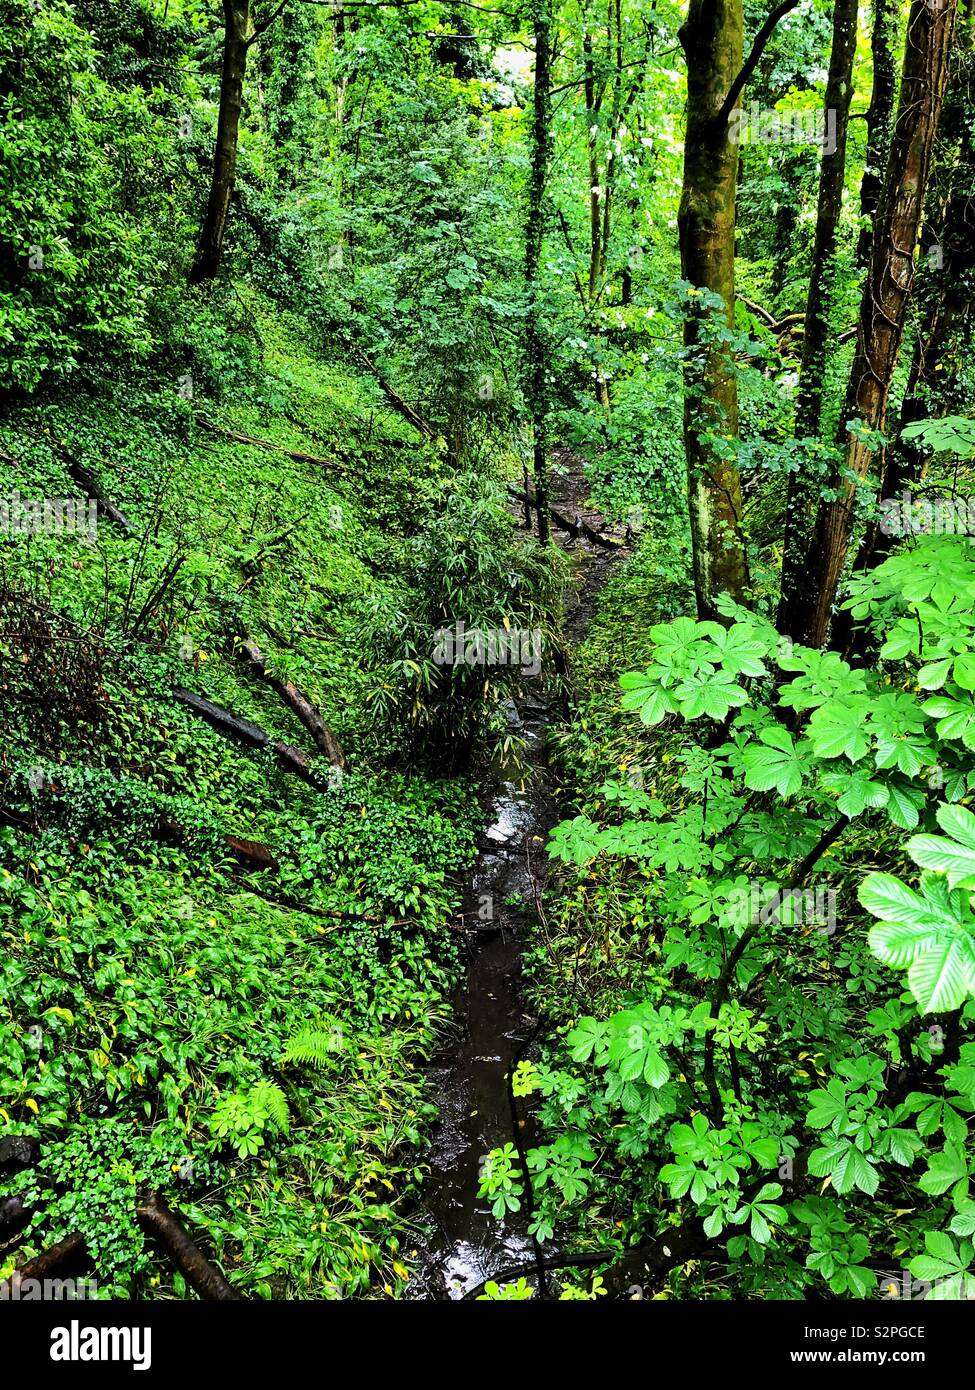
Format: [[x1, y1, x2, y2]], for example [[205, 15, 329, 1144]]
[[0, 1135, 38, 1172], [10, 1231, 87, 1283], [5, 435, 133, 532], [172, 687, 328, 790], [194, 415, 347, 472], [157, 817, 279, 872], [239, 638, 344, 767], [137, 1193, 240, 1301], [0, 799, 278, 874], [53, 441, 133, 533], [0, 1196, 28, 1239], [353, 351, 437, 441], [507, 486, 624, 550], [3, 1199, 240, 1301]]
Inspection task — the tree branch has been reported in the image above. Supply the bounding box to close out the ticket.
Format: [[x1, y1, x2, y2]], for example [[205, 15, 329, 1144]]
[[713, 0, 802, 130]]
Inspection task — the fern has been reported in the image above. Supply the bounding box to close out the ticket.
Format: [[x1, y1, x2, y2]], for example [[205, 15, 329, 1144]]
[[252, 1080, 290, 1136], [280, 1023, 345, 1070], [209, 1080, 290, 1158]]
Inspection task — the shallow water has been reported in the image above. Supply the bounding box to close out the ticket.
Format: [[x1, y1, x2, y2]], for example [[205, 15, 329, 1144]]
[[406, 705, 552, 1299]]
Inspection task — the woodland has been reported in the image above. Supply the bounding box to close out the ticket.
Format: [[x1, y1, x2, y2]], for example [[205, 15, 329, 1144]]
[[1, 0, 975, 1311]]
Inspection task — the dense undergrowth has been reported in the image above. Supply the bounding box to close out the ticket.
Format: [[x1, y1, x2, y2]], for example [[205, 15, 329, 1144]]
[[4, 0, 975, 1313], [0, 289, 560, 1296]]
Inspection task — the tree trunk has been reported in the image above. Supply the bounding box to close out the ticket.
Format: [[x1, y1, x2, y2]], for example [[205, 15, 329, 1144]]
[[777, 0, 858, 637], [190, 0, 251, 285], [794, 0, 858, 439], [782, 0, 958, 649], [524, 0, 554, 547], [855, 0, 898, 269], [678, 0, 748, 618], [836, 18, 975, 591]]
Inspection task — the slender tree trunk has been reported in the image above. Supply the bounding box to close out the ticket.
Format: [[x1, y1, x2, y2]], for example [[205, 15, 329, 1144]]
[[783, 0, 958, 649], [855, 0, 898, 269], [794, 0, 858, 439], [777, 0, 858, 637], [838, 17, 975, 589], [678, 0, 748, 618], [524, 0, 554, 546], [190, 0, 251, 285]]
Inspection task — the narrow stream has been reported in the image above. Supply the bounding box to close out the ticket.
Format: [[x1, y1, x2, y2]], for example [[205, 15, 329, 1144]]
[[407, 467, 622, 1300], [407, 698, 553, 1299]]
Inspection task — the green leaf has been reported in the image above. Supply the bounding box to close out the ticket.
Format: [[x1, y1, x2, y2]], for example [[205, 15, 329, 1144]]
[[918, 1144, 969, 1196]]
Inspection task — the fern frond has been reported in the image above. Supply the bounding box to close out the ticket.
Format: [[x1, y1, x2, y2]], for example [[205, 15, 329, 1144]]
[[280, 1024, 343, 1070], [252, 1080, 290, 1135]]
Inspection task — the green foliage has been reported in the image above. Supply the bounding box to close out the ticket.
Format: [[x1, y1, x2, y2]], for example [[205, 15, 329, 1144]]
[[209, 1082, 290, 1159], [529, 535, 975, 1298]]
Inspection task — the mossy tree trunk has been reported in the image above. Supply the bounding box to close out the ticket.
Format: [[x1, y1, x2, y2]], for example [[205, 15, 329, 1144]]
[[524, 0, 554, 546], [190, 0, 251, 285], [783, 0, 958, 649], [777, 0, 859, 638], [678, 0, 748, 620]]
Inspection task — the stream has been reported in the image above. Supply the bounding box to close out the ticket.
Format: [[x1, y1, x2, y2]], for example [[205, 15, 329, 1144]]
[[407, 462, 622, 1300]]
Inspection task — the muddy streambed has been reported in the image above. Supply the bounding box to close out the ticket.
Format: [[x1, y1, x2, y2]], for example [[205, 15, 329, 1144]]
[[407, 471, 622, 1300], [406, 696, 554, 1299]]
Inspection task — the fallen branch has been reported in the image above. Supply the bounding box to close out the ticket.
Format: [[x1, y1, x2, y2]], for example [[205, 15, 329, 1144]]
[[172, 687, 328, 790], [741, 299, 806, 334], [3, 1199, 240, 1301], [353, 351, 438, 440], [44, 436, 133, 532], [9, 1232, 87, 1284], [136, 1193, 240, 1301], [194, 415, 347, 472], [239, 638, 344, 767], [157, 817, 279, 872], [507, 486, 624, 550]]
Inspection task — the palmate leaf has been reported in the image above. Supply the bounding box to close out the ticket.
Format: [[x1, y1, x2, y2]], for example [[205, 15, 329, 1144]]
[[698, 620, 768, 677], [807, 697, 872, 762], [918, 1143, 969, 1196], [907, 941, 975, 1014], [885, 779, 926, 830], [828, 769, 889, 819], [908, 803, 975, 888], [674, 669, 748, 721], [741, 726, 809, 798], [807, 1139, 879, 1195], [860, 872, 975, 1011], [619, 670, 677, 726], [922, 692, 975, 750]]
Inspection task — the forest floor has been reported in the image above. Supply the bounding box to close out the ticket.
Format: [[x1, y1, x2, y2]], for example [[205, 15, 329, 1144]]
[[407, 454, 628, 1299]]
